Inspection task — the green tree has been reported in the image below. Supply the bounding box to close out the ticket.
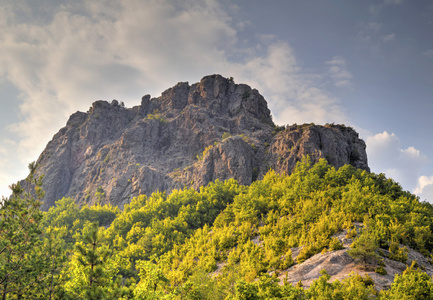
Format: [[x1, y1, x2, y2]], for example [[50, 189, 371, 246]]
[[347, 228, 379, 267], [65, 222, 121, 299], [0, 163, 46, 299], [337, 273, 376, 300], [305, 270, 336, 300], [41, 197, 80, 244], [382, 262, 433, 299], [233, 280, 259, 300], [38, 226, 69, 299], [134, 258, 168, 299]]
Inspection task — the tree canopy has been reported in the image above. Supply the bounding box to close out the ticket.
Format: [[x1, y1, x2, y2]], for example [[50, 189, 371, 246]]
[[2, 157, 433, 298]]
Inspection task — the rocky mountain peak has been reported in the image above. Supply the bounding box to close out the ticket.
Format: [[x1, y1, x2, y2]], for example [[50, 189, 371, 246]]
[[30, 75, 369, 210], [139, 74, 273, 127]]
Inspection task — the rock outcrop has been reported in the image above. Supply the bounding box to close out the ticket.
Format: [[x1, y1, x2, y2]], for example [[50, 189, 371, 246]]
[[30, 74, 369, 210], [280, 228, 433, 290]]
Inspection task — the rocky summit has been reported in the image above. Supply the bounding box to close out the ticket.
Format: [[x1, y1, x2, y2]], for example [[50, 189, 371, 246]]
[[31, 74, 369, 210]]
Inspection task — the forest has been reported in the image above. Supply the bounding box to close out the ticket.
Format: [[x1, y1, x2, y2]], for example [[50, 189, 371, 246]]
[[1, 157, 433, 299]]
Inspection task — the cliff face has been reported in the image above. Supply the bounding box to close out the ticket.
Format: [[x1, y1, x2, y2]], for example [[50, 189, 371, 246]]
[[33, 74, 369, 210]]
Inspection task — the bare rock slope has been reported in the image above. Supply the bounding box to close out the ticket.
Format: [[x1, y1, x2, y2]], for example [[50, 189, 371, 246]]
[[281, 229, 433, 291], [32, 74, 369, 210]]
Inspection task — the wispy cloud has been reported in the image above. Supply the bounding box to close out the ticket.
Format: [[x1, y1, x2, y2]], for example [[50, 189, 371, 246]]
[[384, 0, 405, 5], [382, 33, 395, 42], [369, 5, 382, 16], [356, 22, 397, 53], [325, 56, 353, 88], [356, 22, 383, 44], [227, 39, 347, 126], [369, 0, 405, 16]]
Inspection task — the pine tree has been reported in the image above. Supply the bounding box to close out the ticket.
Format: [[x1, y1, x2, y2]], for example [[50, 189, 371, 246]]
[[0, 163, 46, 299], [347, 228, 379, 267], [65, 222, 121, 299], [37, 227, 69, 299]]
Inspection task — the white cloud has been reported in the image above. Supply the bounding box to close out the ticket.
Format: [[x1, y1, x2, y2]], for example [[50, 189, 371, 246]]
[[0, 0, 348, 191], [325, 56, 353, 88], [414, 176, 433, 202], [367, 131, 430, 196], [0, 0, 237, 163], [382, 33, 395, 42]]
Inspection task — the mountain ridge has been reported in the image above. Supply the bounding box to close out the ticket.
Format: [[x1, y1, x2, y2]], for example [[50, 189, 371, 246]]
[[31, 74, 369, 210]]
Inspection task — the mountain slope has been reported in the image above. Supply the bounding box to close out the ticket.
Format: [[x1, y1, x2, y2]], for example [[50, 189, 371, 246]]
[[32, 74, 369, 210]]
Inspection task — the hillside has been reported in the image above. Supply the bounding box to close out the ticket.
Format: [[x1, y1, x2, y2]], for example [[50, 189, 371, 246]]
[[31, 74, 369, 210], [3, 157, 432, 298]]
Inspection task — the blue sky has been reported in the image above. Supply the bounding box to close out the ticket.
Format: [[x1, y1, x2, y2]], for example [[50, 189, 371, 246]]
[[1, 0, 433, 201]]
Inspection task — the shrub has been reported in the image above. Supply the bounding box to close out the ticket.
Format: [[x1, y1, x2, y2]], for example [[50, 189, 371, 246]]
[[345, 228, 357, 239], [329, 237, 344, 251], [375, 266, 387, 275], [388, 241, 408, 263]]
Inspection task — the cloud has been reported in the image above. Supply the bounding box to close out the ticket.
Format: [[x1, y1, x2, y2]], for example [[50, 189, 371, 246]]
[[227, 41, 347, 126], [369, 4, 382, 15], [384, 0, 405, 5], [0, 0, 237, 162], [325, 56, 353, 88], [356, 22, 383, 44], [382, 33, 395, 42], [366, 131, 430, 195], [356, 22, 397, 54], [366, 22, 383, 32], [414, 176, 433, 202], [369, 0, 404, 16], [0, 0, 348, 192]]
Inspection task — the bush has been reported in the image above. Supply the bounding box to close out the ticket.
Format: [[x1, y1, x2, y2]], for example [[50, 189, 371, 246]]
[[383, 262, 433, 299], [297, 245, 316, 263], [345, 228, 357, 239], [375, 266, 387, 275], [388, 241, 408, 264], [329, 237, 344, 251]]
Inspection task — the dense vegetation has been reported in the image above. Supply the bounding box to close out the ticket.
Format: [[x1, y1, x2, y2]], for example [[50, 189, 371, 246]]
[[2, 157, 433, 299]]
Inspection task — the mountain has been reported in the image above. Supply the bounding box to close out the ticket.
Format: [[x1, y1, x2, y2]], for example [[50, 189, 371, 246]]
[[7, 75, 433, 298], [32, 74, 369, 210]]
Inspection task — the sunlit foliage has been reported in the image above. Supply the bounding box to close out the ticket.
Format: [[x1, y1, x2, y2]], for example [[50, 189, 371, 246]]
[[2, 157, 433, 298]]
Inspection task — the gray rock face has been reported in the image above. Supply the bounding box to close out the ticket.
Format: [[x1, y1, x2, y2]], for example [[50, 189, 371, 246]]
[[31, 74, 369, 210]]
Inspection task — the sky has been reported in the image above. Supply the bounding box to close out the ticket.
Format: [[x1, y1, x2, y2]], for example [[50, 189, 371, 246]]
[[1, 0, 433, 202]]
